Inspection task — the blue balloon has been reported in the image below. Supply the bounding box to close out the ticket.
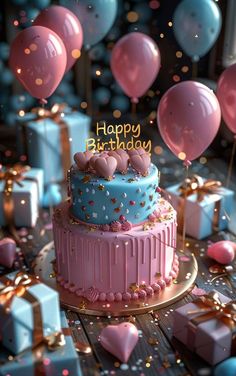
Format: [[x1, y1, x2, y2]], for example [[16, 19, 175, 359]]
[[111, 95, 130, 112], [60, 0, 117, 49], [133, 3, 152, 23], [0, 42, 9, 61], [214, 357, 236, 376], [31, 0, 51, 9], [173, 0, 222, 61], [94, 87, 111, 106], [0, 68, 13, 86]]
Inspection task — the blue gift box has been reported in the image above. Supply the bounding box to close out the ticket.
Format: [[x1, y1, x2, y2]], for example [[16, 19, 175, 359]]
[[17, 108, 91, 185], [166, 181, 234, 239], [0, 273, 61, 355], [0, 311, 82, 376], [0, 167, 44, 227]]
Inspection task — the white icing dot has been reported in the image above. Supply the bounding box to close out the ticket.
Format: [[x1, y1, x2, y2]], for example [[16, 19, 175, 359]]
[[126, 209, 129, 214], [85, 188, 89, 193], [120, 203, 124, 208], [92, 189, 95, 194], [102, 206, 106, 211], [92, 212, 98, 218], [122, 193, 127, 198], [105, 191, 110, 196], [105, 215, 109, 220]]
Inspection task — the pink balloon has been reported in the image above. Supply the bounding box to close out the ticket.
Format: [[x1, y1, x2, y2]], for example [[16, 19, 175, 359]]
[[111, 32, 161, 103], [217, 63, 236, 134], [157, 81, 221, 162], [9, 26, 67, 100], [34, 6, 83, 72]]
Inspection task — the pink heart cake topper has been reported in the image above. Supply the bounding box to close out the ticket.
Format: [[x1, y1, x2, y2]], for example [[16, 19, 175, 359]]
[[89, 153, 108, 170], [74, 151, 93, 171], [94, 156, 117, 180], [129, 150, 151, 176], [0, 238, 17, 268], [100, 322, 139, 363], [128, 148, 146, 157], [108, 149, 129, 174]]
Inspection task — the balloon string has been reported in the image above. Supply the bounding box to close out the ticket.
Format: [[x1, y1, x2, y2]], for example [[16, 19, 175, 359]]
[[131, 102, 136, 122], [86, 51, 92, 117], [181, 163, 189, 252], [192, 62, 198, 79], [226, 137, 236, 188]]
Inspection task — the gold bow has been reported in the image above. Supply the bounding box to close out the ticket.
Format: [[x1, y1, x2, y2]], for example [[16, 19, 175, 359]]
[[189, 291, 236, 329], [179, 174, 222, 202], [31, 103, 71, 180], [0, 271, 37, 309], [32, 103, 67, 122]]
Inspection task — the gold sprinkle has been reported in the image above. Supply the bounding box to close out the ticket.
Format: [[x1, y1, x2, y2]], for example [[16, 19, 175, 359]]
[[71, 49, 81, 59], [79, 301, 87, 310], [128, 315, 136, 324], [98, 184, 105, 191], [128, 178, 136, 183], [129, 283, 139, 293], [148, 337, 159, 345], [82, 175, 91, 183], [155, 272, 162, 279], [146, 356, 153, 362]]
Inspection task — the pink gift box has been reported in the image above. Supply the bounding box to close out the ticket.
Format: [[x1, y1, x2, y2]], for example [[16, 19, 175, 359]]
[[173, 291, 233, 365]]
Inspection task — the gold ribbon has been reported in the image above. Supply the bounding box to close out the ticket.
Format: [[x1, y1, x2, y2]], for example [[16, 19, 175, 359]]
[[0, 272, 44, 348], [177, 175, 222, 233], [0, 272, 66, 355], [187, 291, 236, 353], [32, 103, 71, 180], [0, 164, 39, 243]]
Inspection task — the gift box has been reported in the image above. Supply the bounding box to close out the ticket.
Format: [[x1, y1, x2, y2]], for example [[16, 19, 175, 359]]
[[0, 165, 44, 227], [173, 291, 235, 365], [0, 272, 61, 355], [166, 176, 234, 239], [0, 311, 82, 376], [17, 104, 91, 185]]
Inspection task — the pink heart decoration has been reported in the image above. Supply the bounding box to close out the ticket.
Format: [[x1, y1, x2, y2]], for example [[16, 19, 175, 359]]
[[129, 152, 151, 176], [108, 149, 129, 173], [89, 153, 108, 170], [0, 238, 17, 268], [94, 156, 117, 180], [100, 322, 139, 363], [128, 148, 146, 157], [74, 151, 93, 171]]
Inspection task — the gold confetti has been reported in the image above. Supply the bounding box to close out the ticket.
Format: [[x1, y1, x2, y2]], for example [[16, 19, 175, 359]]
[[128, 315, 136, 324], [82, 176, 91, 183], [155, 272, 162, 279], [98, 184, 105, 191], [129, 283, 139, 292], [79, 301, 87, 310], [148, 337, 159, 346]]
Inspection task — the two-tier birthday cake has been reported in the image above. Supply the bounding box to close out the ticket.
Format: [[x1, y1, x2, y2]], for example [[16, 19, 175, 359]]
[[52, 147, 179, 303]]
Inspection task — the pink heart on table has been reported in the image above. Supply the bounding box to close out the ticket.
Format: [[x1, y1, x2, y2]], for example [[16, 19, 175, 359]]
[[100, 322, 139, 363], [94, 156, 117, 180], [129, 152, 151, 176], [74, 151, 93, 171], [128, 148, 146, 157], [0, 238, 17, 268], [108, 149, 129, 173]]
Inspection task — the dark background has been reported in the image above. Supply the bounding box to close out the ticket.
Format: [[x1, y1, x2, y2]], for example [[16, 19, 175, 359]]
[[0, 0, 232, 166]]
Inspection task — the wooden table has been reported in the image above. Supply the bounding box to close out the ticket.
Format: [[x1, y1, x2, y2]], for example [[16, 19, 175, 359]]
[[1, 137, 236, 376]]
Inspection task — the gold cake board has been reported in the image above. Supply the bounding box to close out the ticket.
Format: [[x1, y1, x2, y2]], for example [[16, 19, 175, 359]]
[[34, 241, 198, 316]]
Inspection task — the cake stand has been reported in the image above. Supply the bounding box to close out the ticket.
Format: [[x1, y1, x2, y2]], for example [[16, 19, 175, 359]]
[[33, 241, 198, 316]]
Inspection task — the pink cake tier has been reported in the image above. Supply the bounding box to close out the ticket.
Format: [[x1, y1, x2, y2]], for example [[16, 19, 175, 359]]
[[53, 198, 178, 303]]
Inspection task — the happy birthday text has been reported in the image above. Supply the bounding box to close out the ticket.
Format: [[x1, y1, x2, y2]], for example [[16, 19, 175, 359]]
[[86, 122, 152, 153]]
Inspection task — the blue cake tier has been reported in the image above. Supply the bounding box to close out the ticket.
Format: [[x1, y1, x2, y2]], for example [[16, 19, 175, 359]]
[[70, 163, 159, 225]]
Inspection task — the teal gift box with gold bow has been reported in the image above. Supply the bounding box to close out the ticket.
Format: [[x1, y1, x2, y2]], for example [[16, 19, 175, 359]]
[[17, 104, 90, 185], [0, 165, 44, 228], [0, 311, 82, 376], [173, 291, 236, 365], [0, 272, 61, 355], [166, 175, 234, 239]]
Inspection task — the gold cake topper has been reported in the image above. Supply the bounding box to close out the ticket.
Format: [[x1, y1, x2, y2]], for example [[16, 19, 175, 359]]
[[86, 121, 152, 153]]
